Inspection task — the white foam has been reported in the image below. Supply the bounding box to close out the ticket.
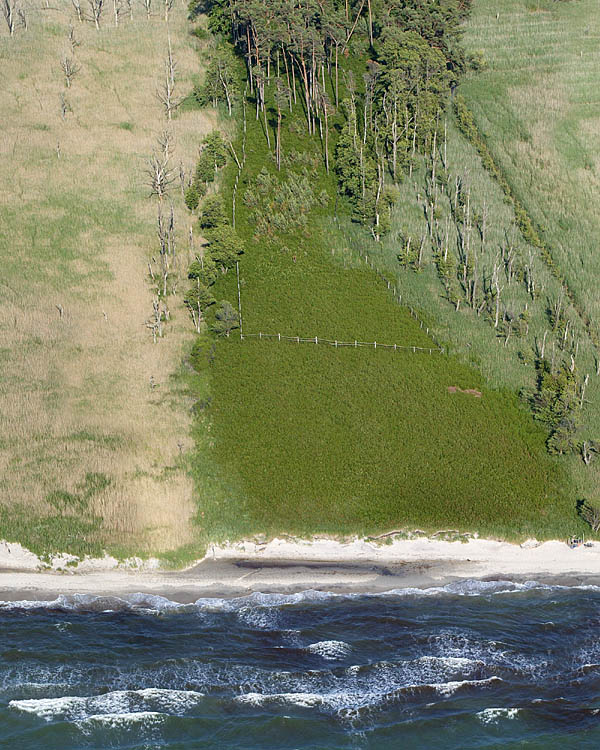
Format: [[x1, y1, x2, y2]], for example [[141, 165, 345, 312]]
[[236, 692, 326, 709], [9, 688, 204, 722], [0, 579, 592, 614], [477, 707, 520, 724], [305, 640, 352, 660], [433, 676, 502, 696], [235, 675, 503, 714]]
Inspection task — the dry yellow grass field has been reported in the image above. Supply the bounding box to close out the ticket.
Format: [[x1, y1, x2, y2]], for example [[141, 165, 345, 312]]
[[0, 0, 215, 555]]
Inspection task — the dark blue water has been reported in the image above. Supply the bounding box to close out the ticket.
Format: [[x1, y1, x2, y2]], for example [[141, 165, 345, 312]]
[[1, 581, 600, 748]]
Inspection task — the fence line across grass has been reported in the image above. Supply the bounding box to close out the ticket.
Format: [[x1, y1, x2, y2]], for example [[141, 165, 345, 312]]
[[240, 331, 444, 355]]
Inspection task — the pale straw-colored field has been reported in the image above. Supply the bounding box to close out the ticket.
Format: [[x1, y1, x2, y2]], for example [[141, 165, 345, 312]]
[[0, 0, 214, 554]]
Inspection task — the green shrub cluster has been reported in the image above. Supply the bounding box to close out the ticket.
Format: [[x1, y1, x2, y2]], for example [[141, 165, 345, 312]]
[[185, 131, 229, 212]]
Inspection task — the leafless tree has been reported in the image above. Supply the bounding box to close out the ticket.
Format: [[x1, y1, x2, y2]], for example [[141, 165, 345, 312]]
[[61, 55, 80, 88], [157, 128, 173, 163], [2, 0, 18, 35], [59, 92, 72, 119], [178, 160, 186, 196], [142, 0, 151, 18], [156, 203, 175, 296], [16, 4, 26, 29], [87, 0, 103, 29], [71, 0, 83, 22], [145, 152, 175, 200], [68, 23, 80, 51], [156, 37, 181, 120], [163, 0, 172, 21], [146, 296, 165, 342]]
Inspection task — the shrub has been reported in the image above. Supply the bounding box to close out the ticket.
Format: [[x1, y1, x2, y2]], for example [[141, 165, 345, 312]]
[[199, 194, 228, 229], [185, 184, 200, 211]]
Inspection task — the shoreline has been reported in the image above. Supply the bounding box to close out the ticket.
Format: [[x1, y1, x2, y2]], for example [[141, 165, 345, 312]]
[[1, 536, 600, 602]]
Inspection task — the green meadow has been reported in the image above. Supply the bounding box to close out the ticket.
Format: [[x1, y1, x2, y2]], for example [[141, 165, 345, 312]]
[[190, 77, 575, 544]]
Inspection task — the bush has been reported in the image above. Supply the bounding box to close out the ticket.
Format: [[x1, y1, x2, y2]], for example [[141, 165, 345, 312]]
[[185, 184, 200, 211], [212, 300, 239, 337], [199, 194, 228, 229], [189, 335, 216, 372]]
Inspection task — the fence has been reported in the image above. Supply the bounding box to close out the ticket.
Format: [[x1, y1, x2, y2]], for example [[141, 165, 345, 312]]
[[338, 222, 444, 351], [240, 331, 443, 355]]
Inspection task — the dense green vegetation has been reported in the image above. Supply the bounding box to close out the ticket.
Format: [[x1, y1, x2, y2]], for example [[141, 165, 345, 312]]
[[181, 0, 585, 543]]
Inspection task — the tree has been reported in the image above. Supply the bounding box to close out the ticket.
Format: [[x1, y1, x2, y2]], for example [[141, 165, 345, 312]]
[[213, 300, 239, 337], [196, 47, 238, 115], [185, 183, 200, 211], [61, 56, 80, 88], [87, 0, 104, 29], [184, 282, 215, 333], [188, 252, 218, 287], [579, 500, 600, 532], [156, 37, 182, 120], [71, 0, 83, 23], [145, 153, 175, 200], [273, 77, 290, 170], [2, 0, 18, 35], [194, 131, 228, 192], [199, 194, 228, 229], [205, 224, 245, 271]]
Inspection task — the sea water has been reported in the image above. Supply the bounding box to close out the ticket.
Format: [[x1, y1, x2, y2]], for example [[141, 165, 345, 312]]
[[1, 581, 600, 748]]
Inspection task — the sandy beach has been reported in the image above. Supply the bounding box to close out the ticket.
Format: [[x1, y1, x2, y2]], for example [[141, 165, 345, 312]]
[[0, 535, 600, 602]]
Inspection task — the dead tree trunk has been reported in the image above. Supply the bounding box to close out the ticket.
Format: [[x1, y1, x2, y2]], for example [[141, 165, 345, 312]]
[[61, 55, 80, 88], [2, 0, 17, 35], [87, 0, 103, 29]]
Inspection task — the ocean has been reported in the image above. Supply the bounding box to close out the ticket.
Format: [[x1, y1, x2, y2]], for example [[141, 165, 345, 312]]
[[1, 580, 599, 748]]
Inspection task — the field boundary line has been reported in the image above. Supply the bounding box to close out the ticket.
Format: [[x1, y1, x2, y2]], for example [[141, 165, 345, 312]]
[[239, 331, 444, 354]]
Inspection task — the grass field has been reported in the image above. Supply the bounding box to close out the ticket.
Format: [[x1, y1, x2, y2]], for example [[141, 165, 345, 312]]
[[191, 73, 580, 543], [0, 2, 214, 556], [455, 0, 600, 503]]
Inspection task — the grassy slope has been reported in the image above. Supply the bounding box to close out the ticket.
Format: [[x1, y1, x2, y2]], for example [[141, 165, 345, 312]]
[[0, 4, 213, 556], [458, 0, 600, 502], [193, 76, 575, 543]]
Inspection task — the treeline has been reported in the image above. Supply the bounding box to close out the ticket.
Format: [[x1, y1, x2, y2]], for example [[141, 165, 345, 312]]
[[190, 0, 471, 236]]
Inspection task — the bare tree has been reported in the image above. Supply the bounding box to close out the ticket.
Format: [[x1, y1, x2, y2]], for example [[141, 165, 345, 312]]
[[68, 23, 80, 51], [71, 0, 83, 22], [157, 128, 173, 163], [142, 0, 151, 18], [163, 0, 172, 21], [87, 0, 103, 29], [16, 4, 25, 29], [156, 39, 181, 120], [2, 0, 18, 35], [156, 204, 175, 296], [61, 55, 81, 88], [145, 296, 165, 342], [145, 153, 174, 199]]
